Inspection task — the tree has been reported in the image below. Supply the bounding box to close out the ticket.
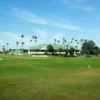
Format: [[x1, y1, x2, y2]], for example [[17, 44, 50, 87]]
[[16, 41, 19, 54], [28, 39, 32, 53], [58, 48, 63, 55], [70, 41, 72, 44], [32, 35, 35, 39], [69, 47, 75, 56], [6, 42, 9, 50], [34, 36, 37, 43], [32, 35, 37, 45], [30, 39, 32, 47], [57, 40, 60, 44], [54, 39, 57, 45], [21, 42, 25, 51], [93, 46, 99, 55], [21, 35, 24, 41], [2, 45, 5, 54], [81, 40, 96, 55], [72, 38, 74, 41], [47, 44, 54, 55], [80, 39, 84, 43], [66, 44, 69, 49], [65, 49, 69, 56], [75, 45, 78, 50], [21, 35, 24, 50], [75, 39, 78, 42], [62, 38, 66, 44]]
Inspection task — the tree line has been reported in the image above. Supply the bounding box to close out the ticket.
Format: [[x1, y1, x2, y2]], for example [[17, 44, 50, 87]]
[[47, 40, 100, 56], [0, 35, 100, 56]]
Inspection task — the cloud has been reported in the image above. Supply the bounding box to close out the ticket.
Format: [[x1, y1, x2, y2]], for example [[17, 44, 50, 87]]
[[69, 5, 96, 11], [12, 8, 47, 25], [47, 21, 79, 30], [53, 23, 79, 30], [10, 8, 79, 30], [76, 0, 85, 3], [58, 0, 86, 4], [58, 0, 96, 12]]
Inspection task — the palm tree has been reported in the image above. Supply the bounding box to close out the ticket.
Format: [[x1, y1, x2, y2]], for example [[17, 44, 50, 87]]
[[66, 44, 69, 50], [75, 45, 78, 50], [70, 41, 73, 47], [72, 38, 74, 41], [70, 41, 72, 44], [21, 35, 24, 50], [21, 42, 25, 51], [80, 39, 84, 43], [75, 39, 78, 42], [16, 41, 19, 54], [30, 39, 32, 44], [32, 35, 37, 45], [62, 38, 66, 44], [21, 35, 24, 41], [32, 35, 35, 39], [66, 44, 70, 56], [71, 38, 75, 46], [34, 36, 37, 43], [6, 42, 9, 50], [54, 39, 57, 45], [57, 40, 60, 44], [29, 39, 32, 53], [31, 35, 36, 52], [77, 42, 79, 44], [2, 45, 5, 54]]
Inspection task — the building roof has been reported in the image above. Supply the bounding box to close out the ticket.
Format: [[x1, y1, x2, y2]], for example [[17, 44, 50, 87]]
[[31, 44, 73, 50]]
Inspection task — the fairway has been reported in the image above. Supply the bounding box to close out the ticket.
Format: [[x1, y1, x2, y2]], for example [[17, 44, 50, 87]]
[[0, 55, 100, 100]]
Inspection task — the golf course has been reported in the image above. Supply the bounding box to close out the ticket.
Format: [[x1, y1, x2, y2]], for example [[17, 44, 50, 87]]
[[0, 55, 100, 100]]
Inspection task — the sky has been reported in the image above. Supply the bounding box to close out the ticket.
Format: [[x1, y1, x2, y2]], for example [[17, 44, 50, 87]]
[[0, 0, 100, 49]]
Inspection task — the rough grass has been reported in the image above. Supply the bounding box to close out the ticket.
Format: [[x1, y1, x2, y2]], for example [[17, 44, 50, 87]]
[[0, 55, 100, 100]]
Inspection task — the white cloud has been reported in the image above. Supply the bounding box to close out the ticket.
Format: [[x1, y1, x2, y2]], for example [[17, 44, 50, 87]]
[[56, 23, 79, 30], [58, 0, 86, 4], [69, 5, 96, 11], [58, 0, 96, 12], [10, 8, 79, 30], [76, 0, 85, 3], [48, 21, 79, 30], [12, 8, 47, 25]]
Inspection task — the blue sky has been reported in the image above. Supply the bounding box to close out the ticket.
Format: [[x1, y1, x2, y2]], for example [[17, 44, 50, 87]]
[[0, 0, 100, 48]]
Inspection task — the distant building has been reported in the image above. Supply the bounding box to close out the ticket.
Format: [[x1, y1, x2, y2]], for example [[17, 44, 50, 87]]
[[28, 44, 75, 55]]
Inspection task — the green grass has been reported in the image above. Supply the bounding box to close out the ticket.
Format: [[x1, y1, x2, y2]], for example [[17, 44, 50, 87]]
[[0, 55, 100, 100]]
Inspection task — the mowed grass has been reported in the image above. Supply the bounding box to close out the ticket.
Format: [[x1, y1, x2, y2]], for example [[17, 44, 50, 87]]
[[0, 55, 100, 100]]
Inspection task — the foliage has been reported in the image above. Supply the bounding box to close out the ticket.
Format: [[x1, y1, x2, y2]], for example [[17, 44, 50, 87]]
[[58, 48, 63, 52], [69, 47, 75, 56], [47, 44, 54, 55], [81, 40, 98, 55]]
